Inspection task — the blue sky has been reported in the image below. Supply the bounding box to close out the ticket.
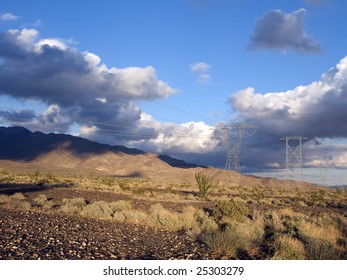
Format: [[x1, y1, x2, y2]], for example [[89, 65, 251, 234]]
[[1, 0, 347, 185]]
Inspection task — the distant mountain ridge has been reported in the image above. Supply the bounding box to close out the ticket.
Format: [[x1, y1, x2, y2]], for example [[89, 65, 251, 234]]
[[0, 126, 325, 189], [0, 126, 203, 169]]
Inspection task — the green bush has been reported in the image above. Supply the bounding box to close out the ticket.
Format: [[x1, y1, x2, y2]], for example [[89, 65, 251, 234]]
[[195, 172, 214, 199], [214, 199, 249, 221]]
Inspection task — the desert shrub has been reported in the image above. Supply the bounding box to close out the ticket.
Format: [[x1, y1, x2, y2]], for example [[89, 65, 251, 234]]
[[34, 194, 54, 209], [310, 190, 326, 202], [109, 200, 133, 211], [304, 237, 337, 260], [44, 173, 59, 183], [0, 168, 9, 175], [0, 193, 31, 209], [213, 199, 249, 221], [0, 194, 10, 204], [131, 188, 147, 196], [80, 201, 113, 219], [122, 210, 147, 221], [118, 180, 130, 191], [264, 212, 285, 237], [0, 174, 15, 182], [201, 222, 263, 258], [9, 199, 31, 210], [297, 220, 340, 245], [29, 170, 40, 182], [12, 192, 26, 200], [296, 219, 342, 259], [61, 197, 87, 214], [195, 172, 214, 200], [113, 212, 126, 222], [149, 204, 217, 233], [272, 235, 306, 260], [201, 228, 244, 257], [34, 194, 48, 205], [150, 204, 181, 230], [193, 208, 218, 233], [100, 176, 115, 186]]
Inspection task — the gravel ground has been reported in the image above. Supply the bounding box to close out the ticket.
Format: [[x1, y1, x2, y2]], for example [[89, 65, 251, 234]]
[[0, 207, 221, 260]]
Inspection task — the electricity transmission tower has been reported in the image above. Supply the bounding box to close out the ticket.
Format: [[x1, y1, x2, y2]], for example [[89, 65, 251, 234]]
[[220, 123, 257, 173], [281, 136, 308, 184]]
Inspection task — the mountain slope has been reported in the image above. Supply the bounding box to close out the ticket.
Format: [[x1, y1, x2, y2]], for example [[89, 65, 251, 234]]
[[0, 126, 203, 172], [0, 126, 323, 188]]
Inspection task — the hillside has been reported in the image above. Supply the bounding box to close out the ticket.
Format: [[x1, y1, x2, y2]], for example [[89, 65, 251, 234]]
[[0, 126, 323, 189], [0, 126, 207, 178]]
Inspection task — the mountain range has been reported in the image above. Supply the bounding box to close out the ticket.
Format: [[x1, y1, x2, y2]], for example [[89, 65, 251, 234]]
[[0, 126, 321, 188], [0, 126, 211, 181]]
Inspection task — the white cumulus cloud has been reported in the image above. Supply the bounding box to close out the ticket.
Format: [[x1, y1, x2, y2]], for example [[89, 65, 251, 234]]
[[229, 55, 347, 169]]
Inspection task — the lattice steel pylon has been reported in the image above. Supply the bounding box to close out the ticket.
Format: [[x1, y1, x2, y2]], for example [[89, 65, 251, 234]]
[[219, 123, 257, 173], [281, 136, 308, 184]]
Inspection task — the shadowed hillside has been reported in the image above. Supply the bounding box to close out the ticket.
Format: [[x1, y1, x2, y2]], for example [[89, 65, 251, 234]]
[[0, 126, 203, 169]]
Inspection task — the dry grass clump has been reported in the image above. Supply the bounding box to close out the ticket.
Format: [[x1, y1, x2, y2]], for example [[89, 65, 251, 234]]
[[109, 200, 133, 211], [149, 204, 217, 234], [80, 201, 113, 219], [296, 218, 345, 259], [0, 193, 31, 209], [303, 237, 337, 260], [149, 204, 184, 230], [121, 210, 147, 222], [60, 198, 146, 222], [34, 194, 54, 209], [201, 221, 264, 258], [272, 235, 306, 260], [61, 198, 87, 214], [0, 194, 9, 204]]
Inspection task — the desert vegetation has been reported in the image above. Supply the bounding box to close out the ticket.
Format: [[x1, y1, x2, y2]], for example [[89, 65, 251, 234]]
[[0, 168, 346, 260]]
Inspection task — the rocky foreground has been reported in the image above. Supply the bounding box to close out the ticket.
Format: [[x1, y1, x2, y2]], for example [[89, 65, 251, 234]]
[[0, 207, 220, 260]]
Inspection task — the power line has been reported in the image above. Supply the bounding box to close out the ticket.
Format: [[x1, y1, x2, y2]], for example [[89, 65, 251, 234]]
[[150, 100, 219, 124]]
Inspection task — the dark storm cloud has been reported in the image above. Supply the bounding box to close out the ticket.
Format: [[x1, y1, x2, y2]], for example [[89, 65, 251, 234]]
[[0, 28, 223, 163], [0, 109, 37, 123], [249, 9, 322, 54], [0, 28, 176, 141]]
